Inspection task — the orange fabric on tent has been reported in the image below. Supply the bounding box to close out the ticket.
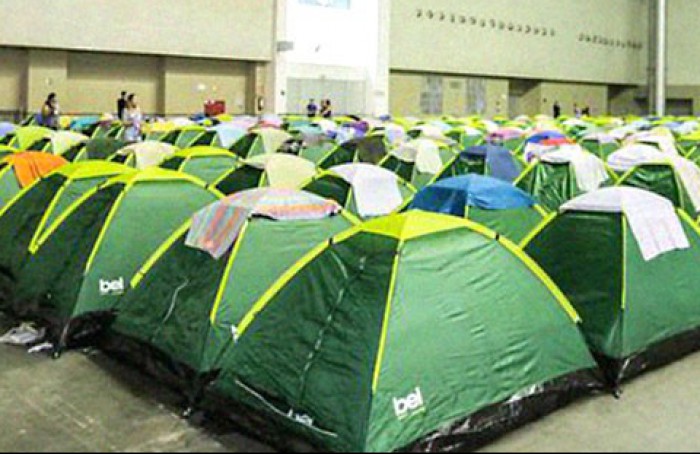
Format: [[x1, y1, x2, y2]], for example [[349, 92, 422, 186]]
[[3, 152, 68, 188]]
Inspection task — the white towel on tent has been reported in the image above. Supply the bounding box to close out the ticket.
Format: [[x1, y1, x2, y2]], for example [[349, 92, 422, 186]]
[[562, 187, 690, 261], [606, 145, 664, 173], [333, 164, 403, 218], [541, 149, 609, 192], [393, 140, 444, 175], [671, 156, 700, 213]]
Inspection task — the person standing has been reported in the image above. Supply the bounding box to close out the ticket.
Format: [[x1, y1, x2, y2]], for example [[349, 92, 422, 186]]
[[117, 91, 127, 121], [41, 93, 60, 130], [320, 99, 333, 119], [553, 101, 562, 119], [122, 93, 143, 143], [306, 99, 319, 118], [582, 105, 592, 117], [574, 103, 582, 118]]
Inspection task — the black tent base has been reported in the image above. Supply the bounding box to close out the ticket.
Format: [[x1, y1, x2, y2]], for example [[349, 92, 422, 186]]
[[98, 331, 218, 409], [202, 368, 602, 453], [595, 325, 700, 390]]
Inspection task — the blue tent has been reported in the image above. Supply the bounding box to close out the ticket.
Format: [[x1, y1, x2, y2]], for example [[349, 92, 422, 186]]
[[411, 175, 536, 216], [462, 145, 521, 182], [409, 175, 544, 243], [525, 131, 567, 145]]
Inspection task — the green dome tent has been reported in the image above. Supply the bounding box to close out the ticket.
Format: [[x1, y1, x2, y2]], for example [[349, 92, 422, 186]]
[[158, 126, 208, 149], [214, 154, 317, 196], [29, 131, 89, 156], [615, 154, 700, 219], [61, 138, 129, 162], [14, 168, 223, 352], [409, 175, 546, 244], [516, 147, 612, 212], [302, 163, 416, 220], [378, 138, 457, 189], [446, 125, 485, 149], [317, 136, 389, 170], [0, 152, 68, 210], [104, 188, 357, 402], [524, 187, 700, 387], [208, 211, 600, 452], [160, 147, 240, 184], [578, 132, 620, 159], [0, 126, 53, 150], [230, 128, 293, 159], [110, 141, 178, 169], [0, 162, 134, 310], [442, 145, 525, 183]]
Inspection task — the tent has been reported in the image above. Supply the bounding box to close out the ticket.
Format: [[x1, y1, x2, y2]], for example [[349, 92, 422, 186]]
[[159, 126, 208, 149], [0, 162, 133, 309], [200, 124, 248, 149], [215, 154, 316, 196], [606, 144, 663, 177], [111, 141, 178, 169], [516, 147, 611, 211], [0, 146, 16, 160], [444, 145, 524, 183], [208, 210, 600, 452], [61, 138, 129, 162], [30, 131, 89, 156], [624, 131, 679, 156], [524, 187, 700, 386], [0, 153, 68, 209], [615, 152, 700, 218], [378, 139, 457, 189], [678, 133, 700, 159], [160, 147, 240, 184], [104, 189, 356, 401], [0, 126, 53, 150], [410, 175, 546, 243], [0, 122, 16, 140], [579, 132, 620, 159], [446, 126, 485, 149], [13, 168, 223, 352], [302, 163, 416, 219], [317, 136, 389, 170], [488, 127, 526, 152], [230, 128, 293, 159]]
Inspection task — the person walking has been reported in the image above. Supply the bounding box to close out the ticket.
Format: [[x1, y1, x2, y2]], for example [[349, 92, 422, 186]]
[[122, 93, 143, 143], [117, 91, 127, 121], [40, 93, 60, 130]]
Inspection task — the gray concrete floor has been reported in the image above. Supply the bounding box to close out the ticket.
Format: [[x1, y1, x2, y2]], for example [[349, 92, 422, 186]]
[[2, 309, 700, 452]]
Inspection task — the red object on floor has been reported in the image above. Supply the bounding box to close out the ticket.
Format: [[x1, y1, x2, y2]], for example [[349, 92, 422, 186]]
[[204, 100, 226, 117]]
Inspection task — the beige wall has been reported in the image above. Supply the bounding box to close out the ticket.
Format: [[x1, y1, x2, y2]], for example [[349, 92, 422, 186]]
[[608, 87, 645, 116], [66, 53, 162, 114], [669, 0, 700, 87], [485, 79, 509, 118], [389, 73, 425, 116], [0, 0, 274, 62], [0, 48, 26, 111], [26, 50, 68, 113], [163, 58, 251, 115], [539, 82, 609, 117], [390, 72, 511, 117], [1, 47, 257, 116], [391, 0, 647, 85]]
